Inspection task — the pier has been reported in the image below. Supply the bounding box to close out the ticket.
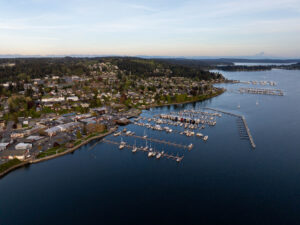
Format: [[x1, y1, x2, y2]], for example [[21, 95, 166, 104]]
[[102, 139, 184, 162], [239, 87, 284, 96], [204, 107, 256, 149], [121, 134, 192, 150]]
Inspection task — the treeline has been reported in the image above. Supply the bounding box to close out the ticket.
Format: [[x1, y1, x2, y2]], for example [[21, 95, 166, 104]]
[[104, 57, 224, 80], [0, 57, 90, 83], [0, 57, 225, 83]]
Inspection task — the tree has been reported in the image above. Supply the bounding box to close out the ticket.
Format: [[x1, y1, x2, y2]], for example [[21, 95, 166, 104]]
[[76, 130, 82, 139]]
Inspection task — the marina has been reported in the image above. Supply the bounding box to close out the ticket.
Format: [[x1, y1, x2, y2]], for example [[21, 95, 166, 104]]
[[239, 87, 284, 96], [204, 107, 256, 149], [102, 139, 184, 162], [2, 69, 300, 225], [119, 134, 193, 150]]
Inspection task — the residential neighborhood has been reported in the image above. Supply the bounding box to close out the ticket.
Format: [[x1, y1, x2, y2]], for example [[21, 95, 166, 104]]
[[0, 57, 224, 168]]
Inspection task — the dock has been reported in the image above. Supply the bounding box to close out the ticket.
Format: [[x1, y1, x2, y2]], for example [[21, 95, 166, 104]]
[[239, 87, 284, 96], [121, 134, 192, 150], [102, 139, 184, 162], [204, 107, 256, 149]]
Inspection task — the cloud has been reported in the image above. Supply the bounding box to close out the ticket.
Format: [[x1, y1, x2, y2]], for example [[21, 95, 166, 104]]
[[127, 4, 157, 12]]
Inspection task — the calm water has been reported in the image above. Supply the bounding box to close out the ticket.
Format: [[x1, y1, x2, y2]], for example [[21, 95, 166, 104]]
[[1, 69, 300, 225], [234, 62, 297, 66]]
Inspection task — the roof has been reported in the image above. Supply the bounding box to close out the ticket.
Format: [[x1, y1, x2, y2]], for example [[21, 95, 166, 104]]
[[0, 150, 27, 157], [26, 136, 44, 141], [15, 143, 32, 148], [62, 112, 76, 117], [0, 143, 9, 147]]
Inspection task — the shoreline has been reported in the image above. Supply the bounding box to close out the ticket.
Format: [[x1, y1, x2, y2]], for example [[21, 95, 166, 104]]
[[0, 127, 117, 179], [0, 88, 225, 179], [147, 88, 225, 109]]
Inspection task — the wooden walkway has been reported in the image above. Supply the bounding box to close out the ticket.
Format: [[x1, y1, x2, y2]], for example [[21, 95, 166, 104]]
[[102, 139, 184, 162], [204, 107, 256, 149]]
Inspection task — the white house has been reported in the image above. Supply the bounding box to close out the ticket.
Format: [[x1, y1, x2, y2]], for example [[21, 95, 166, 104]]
[[41, 97, 65, 103]]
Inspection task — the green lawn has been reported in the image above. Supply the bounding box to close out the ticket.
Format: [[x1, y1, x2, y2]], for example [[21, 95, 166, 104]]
[[0, 159, 23, 173], [37, 146, 66, 159]]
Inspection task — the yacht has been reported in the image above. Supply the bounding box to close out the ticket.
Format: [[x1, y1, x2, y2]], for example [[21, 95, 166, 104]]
[[203, 135, 208, 141], [188, 143, 193, 150]]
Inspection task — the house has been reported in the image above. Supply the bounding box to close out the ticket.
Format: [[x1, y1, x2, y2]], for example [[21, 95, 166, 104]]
[[91, 107, 108, 115], [41, 97, 65, 103], [11, 132, 25, 139]]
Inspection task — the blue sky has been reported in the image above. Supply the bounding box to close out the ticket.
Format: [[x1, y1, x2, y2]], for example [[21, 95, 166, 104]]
[[0, 0, 300, 57]]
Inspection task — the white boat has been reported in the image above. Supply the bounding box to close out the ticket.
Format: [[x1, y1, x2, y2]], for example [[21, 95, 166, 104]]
[[113, 131, 121, 137], [125, 131, 132, 136], [188, 143, 193, 149], [143, 130, 147, 138], [156, 152, 162, 159], [148, 151, 153, 157], [119, 138, 126, 149], [176, 157, 182, 163], [196, 133, 203, 137], [203, 135, 208, 141], [132, 140, 137, 153], [144, 140, 148, 151]]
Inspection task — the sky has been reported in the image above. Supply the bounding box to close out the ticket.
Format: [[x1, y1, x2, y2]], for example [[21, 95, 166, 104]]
[[0, 0, 300, 58]]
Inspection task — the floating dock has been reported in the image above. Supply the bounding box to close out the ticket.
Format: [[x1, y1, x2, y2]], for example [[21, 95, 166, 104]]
[[204, 107, 256, 149], [239, 88, 283, 96], [102, 139, 184, 162], [121, 134, 192, 150]]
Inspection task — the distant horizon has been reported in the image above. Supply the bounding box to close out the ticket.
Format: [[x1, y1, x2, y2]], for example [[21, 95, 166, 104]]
[[1, 0, 300, 58], [0, 54, 300, 61]]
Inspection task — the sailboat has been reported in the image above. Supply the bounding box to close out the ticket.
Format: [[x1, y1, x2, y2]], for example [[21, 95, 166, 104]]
[[256, 99, 259, 105], [132, 140, 137, 153], [119, 137, 126, 150], [148, 142, 154, 157], [144, 139, 148, 151], [143, 130, 147, 139], [237, 103, 241, 109]]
